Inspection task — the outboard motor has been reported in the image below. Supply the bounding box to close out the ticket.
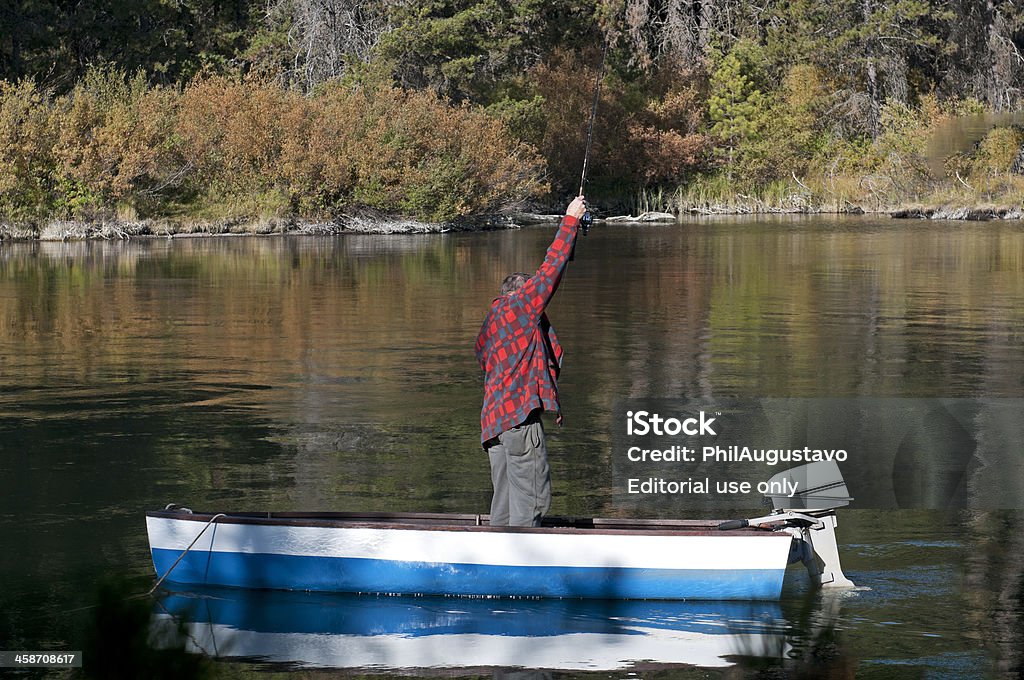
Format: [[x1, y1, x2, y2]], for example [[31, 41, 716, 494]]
[[768, 461, 855, 588], [719, 461, 855, 589]]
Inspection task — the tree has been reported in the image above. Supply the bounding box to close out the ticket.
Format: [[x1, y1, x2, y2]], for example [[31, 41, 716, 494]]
[[936, 0, 1024, 110], [260, 0, 390, 92], [0, 1, 58, 83], [708, 41, 766, 181], [0, 1, 255, 91], [781, 0, 941, 137], [619, 0, 769, 70], [370, 0, 598, 104]]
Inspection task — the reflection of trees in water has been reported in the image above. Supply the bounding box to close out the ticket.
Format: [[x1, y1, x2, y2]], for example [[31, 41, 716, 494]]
[[3, 222, 1022, 676], [2, 223, 1024, 514], [607, 223, 1024, 512], [4, 224, 1024, 518], [715, 591, 857, 680], [964, 257, 1024, 675], [4, 224, 1024, 401], [0, 234, 496, 512], [966, 510, 1024, 677]]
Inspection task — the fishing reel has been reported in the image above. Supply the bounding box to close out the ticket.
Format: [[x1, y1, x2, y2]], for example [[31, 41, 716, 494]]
[[569, 209, 590, 262], [580, 210, 592, 235]]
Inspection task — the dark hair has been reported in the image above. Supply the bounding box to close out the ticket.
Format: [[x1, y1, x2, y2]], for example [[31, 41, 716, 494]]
[[500, 272, 529, 295]]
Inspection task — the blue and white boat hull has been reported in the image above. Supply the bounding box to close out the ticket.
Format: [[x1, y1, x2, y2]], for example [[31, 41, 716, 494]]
[[146, 512, 794, 600]]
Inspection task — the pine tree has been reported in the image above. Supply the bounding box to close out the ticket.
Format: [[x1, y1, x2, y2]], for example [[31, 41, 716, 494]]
[[708, 43, 766, 181]]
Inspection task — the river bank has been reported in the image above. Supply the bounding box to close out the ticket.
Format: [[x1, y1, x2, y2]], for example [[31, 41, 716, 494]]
[[0, 212, 518, 241], [4, 203, 1024, 242], [6, 204, 1024, 241]]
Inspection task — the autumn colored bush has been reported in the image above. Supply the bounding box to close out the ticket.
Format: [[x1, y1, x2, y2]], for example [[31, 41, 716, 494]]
[[51, 68, 182, 218], [174, 75, 298, 217], [0, 72, 547, 223], [529, 49, 711, 201], [528, 49, 612, 197], [351, 86, 546, 220], [167, 76, 548, 220], [0, 79, 55, 219], [276, 84, 362, 213], [618, 67, 712, 188], [974, 126, 1024, 177]]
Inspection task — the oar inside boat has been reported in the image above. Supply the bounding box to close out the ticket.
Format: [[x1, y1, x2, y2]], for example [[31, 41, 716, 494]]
[[717, 461, 856, 589]]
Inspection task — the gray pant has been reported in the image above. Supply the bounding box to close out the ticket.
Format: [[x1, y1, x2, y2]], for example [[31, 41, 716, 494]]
[[487, 414, 551, 527]]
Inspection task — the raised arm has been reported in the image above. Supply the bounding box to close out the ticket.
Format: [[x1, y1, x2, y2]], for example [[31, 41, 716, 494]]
[[510, 196, 587, 319]]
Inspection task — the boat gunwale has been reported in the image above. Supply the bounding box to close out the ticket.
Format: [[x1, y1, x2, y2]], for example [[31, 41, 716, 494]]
[[146, 510, 788, 538]]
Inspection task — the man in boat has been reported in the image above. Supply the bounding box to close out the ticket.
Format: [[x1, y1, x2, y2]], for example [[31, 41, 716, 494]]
[[475, 195, 587, 527]]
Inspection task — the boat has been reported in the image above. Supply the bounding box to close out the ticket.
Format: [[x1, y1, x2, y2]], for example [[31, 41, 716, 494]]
[[149, 587, 793, 671], [145, 461, 855, 600]]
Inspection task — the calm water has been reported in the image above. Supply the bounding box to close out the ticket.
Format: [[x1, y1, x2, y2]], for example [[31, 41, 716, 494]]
[[1, 216, 1023, 677]]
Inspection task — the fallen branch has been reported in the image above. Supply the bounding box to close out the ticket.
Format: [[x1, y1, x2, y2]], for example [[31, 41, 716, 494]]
[[791, 171, 813, 193], [954, 171, 973, 191]]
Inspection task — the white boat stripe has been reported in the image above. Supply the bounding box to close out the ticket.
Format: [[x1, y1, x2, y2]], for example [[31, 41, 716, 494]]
[[147, 517, 791, 571]]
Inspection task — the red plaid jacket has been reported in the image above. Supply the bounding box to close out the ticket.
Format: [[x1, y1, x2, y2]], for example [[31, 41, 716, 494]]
[[476, 215, 579, 444]]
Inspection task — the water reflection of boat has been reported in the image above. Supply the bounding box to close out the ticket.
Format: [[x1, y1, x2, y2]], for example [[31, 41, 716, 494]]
[[146, 463, 855, 601], [150, 588, 790, 671]]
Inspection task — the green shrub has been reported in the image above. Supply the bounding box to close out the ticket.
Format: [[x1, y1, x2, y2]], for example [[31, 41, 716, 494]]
[[974, 126, 1024, 178]]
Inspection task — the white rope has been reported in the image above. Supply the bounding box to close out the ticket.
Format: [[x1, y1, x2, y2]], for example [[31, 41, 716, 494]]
[[147, 513, 226, 595]]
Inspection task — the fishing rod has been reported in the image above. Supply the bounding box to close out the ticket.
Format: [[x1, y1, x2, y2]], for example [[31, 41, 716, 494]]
[[577, 39, 609, 235]]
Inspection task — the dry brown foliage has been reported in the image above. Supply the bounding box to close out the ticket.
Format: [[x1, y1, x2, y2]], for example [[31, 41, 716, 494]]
[[0, 71, 546, 222], [0, 80, 55, 217], [352, 87, 547, 220], [531, 51, 711, 196], [51, 70, 181, 215], [622, 74, 712, 186], [171, 77, 546, 220]]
